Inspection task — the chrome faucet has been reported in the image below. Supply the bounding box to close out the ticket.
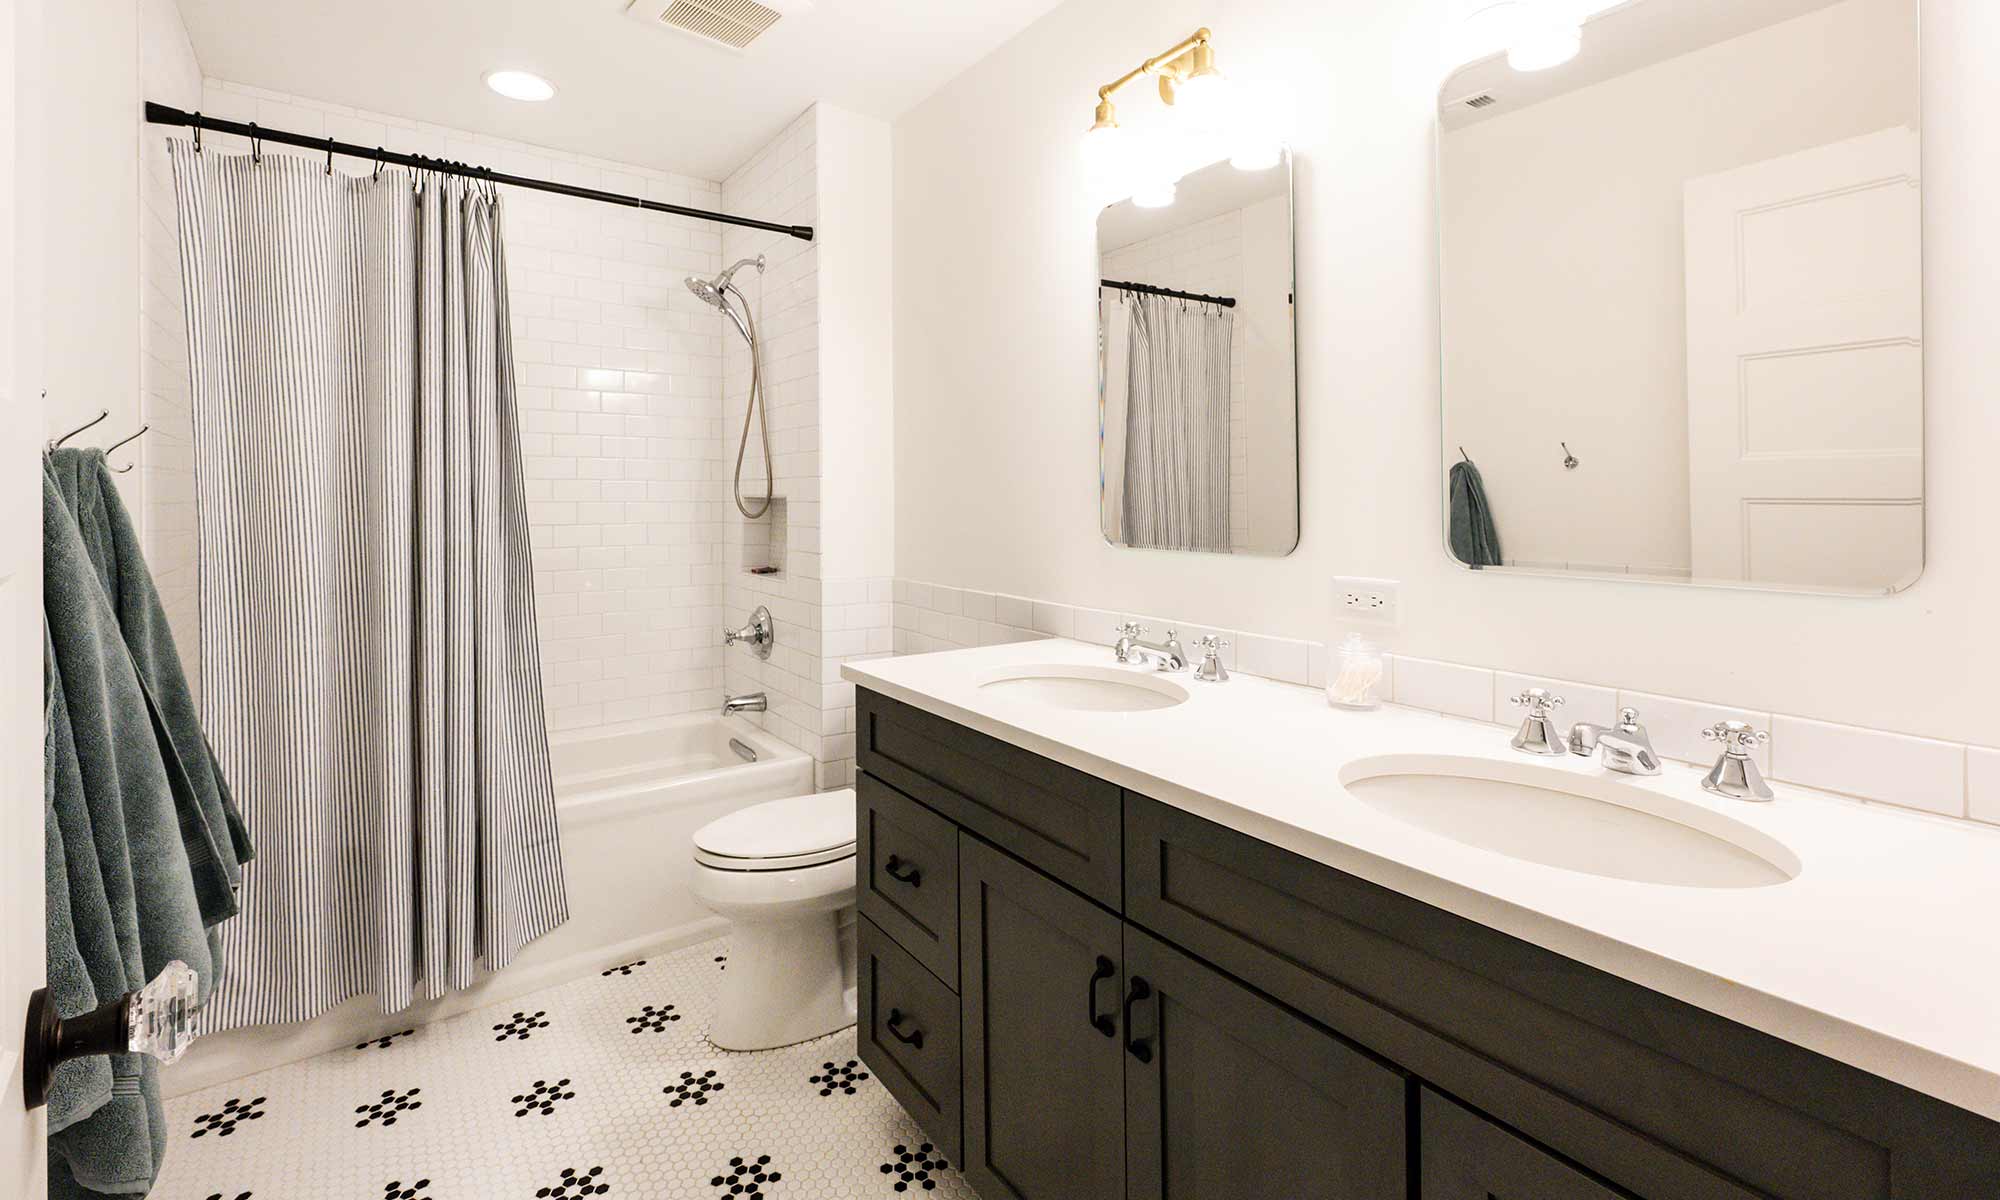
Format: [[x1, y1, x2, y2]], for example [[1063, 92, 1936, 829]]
[[1701, 721, 1773, 801], [1568, 707, 1661, 776], [1192, 635, 1230, 683], [1508, 688, 1568, 756], [721, 692, 768, 717], [1113, 623, 1190, 672], [724, 605, 774, 660]]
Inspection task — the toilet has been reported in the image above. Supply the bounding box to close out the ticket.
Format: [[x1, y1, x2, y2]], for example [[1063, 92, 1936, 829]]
[[691, 788, 857, 1051]]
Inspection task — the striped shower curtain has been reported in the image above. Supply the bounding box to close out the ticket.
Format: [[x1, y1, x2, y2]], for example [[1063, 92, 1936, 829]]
[[1122, 293, 1233, 552], [168, 143, 568, 1031]]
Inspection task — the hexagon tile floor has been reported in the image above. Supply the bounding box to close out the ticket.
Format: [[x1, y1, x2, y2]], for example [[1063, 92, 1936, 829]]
[[152, 938, 980, 1200]]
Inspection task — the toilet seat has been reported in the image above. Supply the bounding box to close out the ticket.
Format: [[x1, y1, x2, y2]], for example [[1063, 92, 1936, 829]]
[[693, 788, 856, 872]]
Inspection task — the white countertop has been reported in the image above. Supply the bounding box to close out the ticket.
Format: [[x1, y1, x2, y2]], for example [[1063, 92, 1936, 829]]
[[844, 638, 2000, 1123]]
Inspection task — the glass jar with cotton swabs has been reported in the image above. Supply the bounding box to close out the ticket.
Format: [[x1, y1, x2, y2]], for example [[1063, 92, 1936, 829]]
[[1326, 633, 1385, 710]]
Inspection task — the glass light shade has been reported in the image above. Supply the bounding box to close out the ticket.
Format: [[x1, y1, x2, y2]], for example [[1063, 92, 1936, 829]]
[[1131, 179, 1177, 209], [1174, 71, 1235, 132], [1231, 142, 1283, 172], [1507, 16, 1581, 71], [485, 69, 556, 102]]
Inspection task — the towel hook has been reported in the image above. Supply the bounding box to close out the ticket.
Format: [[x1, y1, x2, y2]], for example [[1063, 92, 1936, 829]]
[[49, 408, 109, 451], [104, 424, 149, 473], [1561, 442, 1579, 470], [1459, 446, 1471, 464]]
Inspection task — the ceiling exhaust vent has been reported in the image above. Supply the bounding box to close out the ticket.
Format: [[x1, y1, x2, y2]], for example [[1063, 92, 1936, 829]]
[[1464, 93, 1498, 109], [625, 0, 812, 53]]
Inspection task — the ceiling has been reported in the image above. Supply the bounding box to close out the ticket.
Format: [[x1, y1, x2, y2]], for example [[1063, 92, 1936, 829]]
[[173, 0, 1069, 180]]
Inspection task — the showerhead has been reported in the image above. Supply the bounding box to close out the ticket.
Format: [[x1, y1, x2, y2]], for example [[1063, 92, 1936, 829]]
[[685, 254, 766, 310]]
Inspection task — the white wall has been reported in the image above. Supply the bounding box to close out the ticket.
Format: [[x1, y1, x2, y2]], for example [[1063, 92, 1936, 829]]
[[1442, 0, 1918, 576], [892, 0, 1999, 749]]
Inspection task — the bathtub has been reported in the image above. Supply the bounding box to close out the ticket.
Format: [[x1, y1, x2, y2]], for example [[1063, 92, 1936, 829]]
[[167, 714, 815, 1096]]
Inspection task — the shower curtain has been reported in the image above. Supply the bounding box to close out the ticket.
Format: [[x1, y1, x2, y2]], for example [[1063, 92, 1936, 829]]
[[168, 143, 568, 1030], [1121, 292, 1234, 552]]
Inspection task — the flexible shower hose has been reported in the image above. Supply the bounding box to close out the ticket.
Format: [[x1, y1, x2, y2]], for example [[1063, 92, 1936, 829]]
[[729, 288, 774, 520]]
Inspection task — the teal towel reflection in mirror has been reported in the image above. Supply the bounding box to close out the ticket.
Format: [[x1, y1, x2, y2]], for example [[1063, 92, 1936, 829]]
[[1450, 457, 1503, 568]]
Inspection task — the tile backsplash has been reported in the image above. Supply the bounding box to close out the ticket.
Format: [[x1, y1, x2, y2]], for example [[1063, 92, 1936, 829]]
[[891, 579, 1994, 829]]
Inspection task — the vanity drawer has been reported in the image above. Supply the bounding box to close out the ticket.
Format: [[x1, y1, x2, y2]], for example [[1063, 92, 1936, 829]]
[[857, 773, 960, 989], [1122, 793, 2000, 1200], [858, 914, 962, 1165], [1421, 1089, 1630, 1200], [857, 689, 1123, 908]]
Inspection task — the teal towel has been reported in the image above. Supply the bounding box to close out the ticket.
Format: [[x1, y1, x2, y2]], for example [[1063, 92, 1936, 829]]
[[42, 634, 115, 1137], [44, 465, 211, 1198], [46, 449, 253, 932], [1449, 459, 1504, 569]]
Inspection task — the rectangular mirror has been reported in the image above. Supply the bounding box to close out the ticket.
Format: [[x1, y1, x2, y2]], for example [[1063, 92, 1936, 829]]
[[1438, 0, 1922, 594], [1099, 151, 1299, 555]]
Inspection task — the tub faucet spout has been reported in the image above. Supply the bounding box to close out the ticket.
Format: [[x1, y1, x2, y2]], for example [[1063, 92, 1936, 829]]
[[721, 692, 768, 716]]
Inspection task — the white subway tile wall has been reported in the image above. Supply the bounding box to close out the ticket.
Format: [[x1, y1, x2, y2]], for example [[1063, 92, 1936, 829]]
[[154, 81, 733, 736], [885, 579, 1991, 830], [713, 107, 893, 791], [1969, 748, 2000, 826]]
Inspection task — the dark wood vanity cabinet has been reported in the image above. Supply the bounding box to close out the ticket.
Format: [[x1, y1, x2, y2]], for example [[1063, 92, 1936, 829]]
[[853, 688, 2000, 1200]]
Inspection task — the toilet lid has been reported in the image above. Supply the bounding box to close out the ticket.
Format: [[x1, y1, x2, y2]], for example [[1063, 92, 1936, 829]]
[[693, 788, 856, 871]]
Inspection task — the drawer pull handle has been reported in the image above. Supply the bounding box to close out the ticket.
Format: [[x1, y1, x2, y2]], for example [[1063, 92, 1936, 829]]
[[883, 855, 923, 887], [886, 1008, 925, 1050], [1123, 977, 1154, 1063], [1088, 956, 1117, 1038]]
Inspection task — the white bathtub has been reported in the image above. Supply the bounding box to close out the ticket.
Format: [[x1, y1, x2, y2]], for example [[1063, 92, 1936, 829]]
[[167, 714, 815, 1095]]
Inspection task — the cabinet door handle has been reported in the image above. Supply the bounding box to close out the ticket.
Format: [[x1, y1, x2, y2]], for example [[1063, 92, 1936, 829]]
[[885, 1007, 925, 1050], [883, 855, 923, 887], [1087, 955, 1117, 1038], [1123, 977, 1154, 1063]]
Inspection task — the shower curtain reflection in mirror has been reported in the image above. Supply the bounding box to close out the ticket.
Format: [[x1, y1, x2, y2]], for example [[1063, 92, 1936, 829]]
[[1103, 292, 1235, 552]]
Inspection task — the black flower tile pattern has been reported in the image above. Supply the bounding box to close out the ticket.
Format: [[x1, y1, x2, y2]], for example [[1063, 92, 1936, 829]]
[[354, 1087, 423, 1128], [664, 1069, 724, 1107], [624, 1003, 680, 1034], [880, 1142, 951, 1193], [191, 1096, 266, 1138], [355, 1030, 415, 1051], [514, 1078, 577, 1117], [154, 937, 981, 1199], [536, 1165, 610, 1198], [493, 1010, 551, 1041], [600, 960, 646, 977], [709, 1154, 781, 1197], [809, 1059, 870, 1097]]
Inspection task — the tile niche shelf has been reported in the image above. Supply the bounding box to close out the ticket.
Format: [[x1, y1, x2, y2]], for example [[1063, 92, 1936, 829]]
[[740, 497, 788, 579]]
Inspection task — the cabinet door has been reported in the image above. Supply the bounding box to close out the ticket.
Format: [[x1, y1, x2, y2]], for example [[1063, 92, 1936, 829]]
[[1124, 926, 1409, 1200], [960, 834, 1125, 1200], [1421, 1089, 1631, 1200]]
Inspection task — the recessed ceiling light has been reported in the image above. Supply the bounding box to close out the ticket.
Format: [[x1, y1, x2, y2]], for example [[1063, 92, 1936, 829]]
[[485, 70, 556, 102]]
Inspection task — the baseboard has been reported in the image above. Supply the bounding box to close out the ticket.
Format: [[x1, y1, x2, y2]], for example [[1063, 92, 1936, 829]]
[[162, 916, 730, 1098]]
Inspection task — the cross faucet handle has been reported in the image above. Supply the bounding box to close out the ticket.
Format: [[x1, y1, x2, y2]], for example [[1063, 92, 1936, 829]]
[[1510, 687, 1564, 716], [1703, 721, 1768, 755], [1114, 621, 1147, 640]]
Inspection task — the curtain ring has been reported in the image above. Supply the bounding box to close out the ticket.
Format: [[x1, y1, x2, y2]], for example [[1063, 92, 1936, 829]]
[[372, 147, 383, 181], [325, 135, 335, 175], [192, 113, 202, 154], [249, 122, 261, 164]]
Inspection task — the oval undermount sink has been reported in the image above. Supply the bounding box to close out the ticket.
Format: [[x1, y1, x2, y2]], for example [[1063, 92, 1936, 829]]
[[1341, 755, 1799, 889], [977, 664, 1189, 713]]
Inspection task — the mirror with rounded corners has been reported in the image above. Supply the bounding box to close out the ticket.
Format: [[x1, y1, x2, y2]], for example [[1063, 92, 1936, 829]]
[[1438, 0, 1922, 594], [1099, 150, 1299, 556]]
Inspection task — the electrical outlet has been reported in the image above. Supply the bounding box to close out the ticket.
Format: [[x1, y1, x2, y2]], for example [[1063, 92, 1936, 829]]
[[1333, 576, 1400, 626]]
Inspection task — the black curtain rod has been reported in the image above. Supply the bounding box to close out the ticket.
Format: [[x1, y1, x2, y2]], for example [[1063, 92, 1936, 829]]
[[144, 102, 815, 243], [1099, 278, 1236, 308]]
